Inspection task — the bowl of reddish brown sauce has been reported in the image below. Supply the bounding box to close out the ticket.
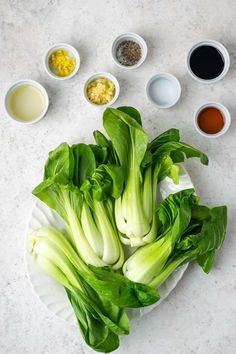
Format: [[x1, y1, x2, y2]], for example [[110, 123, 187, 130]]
[[194, 102, 231, 138]]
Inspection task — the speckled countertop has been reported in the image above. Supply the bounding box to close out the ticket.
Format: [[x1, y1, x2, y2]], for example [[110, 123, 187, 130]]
[[1, 1, 236, 353]]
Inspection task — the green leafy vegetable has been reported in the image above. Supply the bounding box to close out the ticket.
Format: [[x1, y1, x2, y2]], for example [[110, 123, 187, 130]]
[[33, 142, 125, 269], [123, 189, 227, 289], [31, 106, 227, 353], [31, 226, 159, 352], [103, 108, 208, 247], [123, 189, 198, 283]]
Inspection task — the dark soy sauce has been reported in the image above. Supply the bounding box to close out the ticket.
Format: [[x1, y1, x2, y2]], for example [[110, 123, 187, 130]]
[[190, 45, 225, 80]]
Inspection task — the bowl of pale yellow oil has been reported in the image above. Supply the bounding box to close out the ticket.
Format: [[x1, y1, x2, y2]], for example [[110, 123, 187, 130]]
[[4, 80, 49, 124]]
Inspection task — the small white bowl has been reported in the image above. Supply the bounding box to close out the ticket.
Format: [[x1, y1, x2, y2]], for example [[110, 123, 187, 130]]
[[187, 39, 230, 84], [84, 72, 120, 108], [4, 79, 49, 125], [112, 32, 147, 70], [146, 73, 181, 108], [44, 43, 80, 80], [194, 102, 231, 138]]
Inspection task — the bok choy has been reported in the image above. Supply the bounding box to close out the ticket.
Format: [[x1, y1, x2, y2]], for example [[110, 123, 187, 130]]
[[31, 106, 227, 353], [33, 142, 125, 269], [103, 107, 208, 246], [31, 226, 159, 352], [123, 189, 227, 287]]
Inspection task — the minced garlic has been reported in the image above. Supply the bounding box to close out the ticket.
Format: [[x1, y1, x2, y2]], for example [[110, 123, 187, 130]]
[[87, 77, 115, 105], [50, 49, 76, 77]]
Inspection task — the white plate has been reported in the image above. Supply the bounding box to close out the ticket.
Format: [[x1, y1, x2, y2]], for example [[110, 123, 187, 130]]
[[25, 165, 194, 325]]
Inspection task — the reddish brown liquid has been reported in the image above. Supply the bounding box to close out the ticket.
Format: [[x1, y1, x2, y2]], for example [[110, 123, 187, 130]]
[[197, 107, 224, 134]]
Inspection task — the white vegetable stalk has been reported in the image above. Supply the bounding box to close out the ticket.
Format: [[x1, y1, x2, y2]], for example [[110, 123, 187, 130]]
[[32, 233, 83, 291], [81, 202, 104, 258], [142, 166, 153, 224], [149, 255, 188, 289], [123, 235, 172, 284], [66, 205, 106, 267], [93, 200, 124, 268], [33, 226, 90, 274], [36, 255, 73, 290], [115, 165, 158, 247]]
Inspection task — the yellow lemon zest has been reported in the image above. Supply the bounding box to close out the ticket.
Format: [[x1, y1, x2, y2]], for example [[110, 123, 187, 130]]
[[50, 49, 76, 77]]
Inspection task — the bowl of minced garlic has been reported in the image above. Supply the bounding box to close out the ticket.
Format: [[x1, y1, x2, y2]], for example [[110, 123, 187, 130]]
[[84, 72, 120, 107], [44, 43, 80, 80]]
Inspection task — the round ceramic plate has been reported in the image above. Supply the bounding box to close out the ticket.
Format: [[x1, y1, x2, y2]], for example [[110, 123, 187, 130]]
[[25, 164, 194, 325]]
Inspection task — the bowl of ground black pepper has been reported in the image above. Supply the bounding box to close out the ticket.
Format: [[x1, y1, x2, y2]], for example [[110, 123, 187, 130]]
[[112, 32, 147, 69]]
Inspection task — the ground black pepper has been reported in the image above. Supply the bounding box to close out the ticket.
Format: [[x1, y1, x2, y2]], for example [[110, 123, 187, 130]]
[[116, 40, 142, 66]]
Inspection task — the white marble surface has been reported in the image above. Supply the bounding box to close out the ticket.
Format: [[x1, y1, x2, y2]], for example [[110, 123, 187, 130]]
[[1, 1, 236, 353]]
